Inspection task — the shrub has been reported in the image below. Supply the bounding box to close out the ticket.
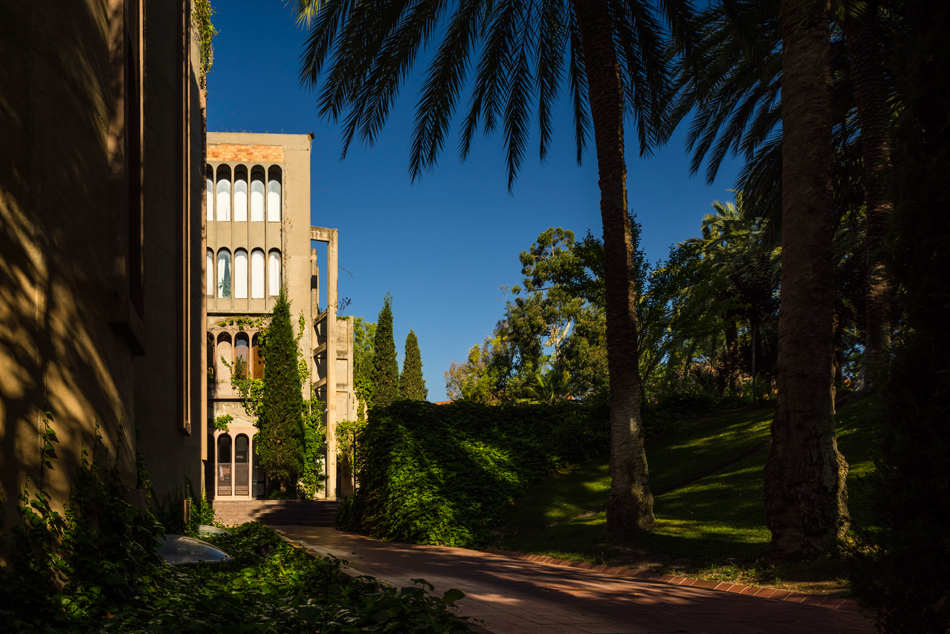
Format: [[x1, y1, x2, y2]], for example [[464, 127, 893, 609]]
[[337, 400, 610, 547]]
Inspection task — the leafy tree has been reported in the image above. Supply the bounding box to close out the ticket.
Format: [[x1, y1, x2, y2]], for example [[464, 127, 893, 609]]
[[445, 338, 504, 404], [258, 289, 306, 493], [400, 330, 428, 401], [292, 0, 699, 532], [371, 293, 399, 409]]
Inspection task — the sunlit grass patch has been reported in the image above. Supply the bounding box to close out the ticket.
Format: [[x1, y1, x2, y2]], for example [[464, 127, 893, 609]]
[[495, 397, 880, 590]]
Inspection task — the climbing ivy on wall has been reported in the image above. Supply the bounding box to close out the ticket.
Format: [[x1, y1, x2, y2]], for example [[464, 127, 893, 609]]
[[229, 297, 327, 498], [192, 0, 217, 96], [337, 400, 610, 547]]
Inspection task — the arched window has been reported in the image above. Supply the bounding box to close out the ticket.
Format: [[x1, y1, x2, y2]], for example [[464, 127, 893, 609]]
[[268, 250, 281, 296], [234, 249, 248, 299], [216, 165, 231, 221], [235, 333, 250, 378], [251, 333, 264, 379], [250, 169, 265, 222], [267, 167, 282, 222], [216, 332, 232, 385], [234, 166, 248, 221], [206, 249, 214, 296], [251, 249, 265, 299], [217, 249, 231, 298], [218, 434, 232, 463], [205, 166, 214, 222], [217, 434, 232, 496]]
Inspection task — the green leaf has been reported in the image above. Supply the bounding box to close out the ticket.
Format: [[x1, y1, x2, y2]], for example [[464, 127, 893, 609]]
[[441, 588, 465, 606]]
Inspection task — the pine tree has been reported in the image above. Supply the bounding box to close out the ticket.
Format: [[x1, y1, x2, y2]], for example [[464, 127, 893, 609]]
[[258, 288, 305, 493], [400, 329, 427, 401], [371, 293, 400, 408]]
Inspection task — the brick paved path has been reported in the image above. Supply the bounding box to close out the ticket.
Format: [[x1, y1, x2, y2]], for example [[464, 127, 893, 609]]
[[273, 526, 872, 634]]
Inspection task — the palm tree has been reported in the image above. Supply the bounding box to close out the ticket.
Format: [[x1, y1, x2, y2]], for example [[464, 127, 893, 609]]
[[291, 0, 695, 532], [763, 0, 848, 557]]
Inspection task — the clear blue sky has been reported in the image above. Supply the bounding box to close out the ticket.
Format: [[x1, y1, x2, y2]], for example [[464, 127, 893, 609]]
[[206, 0, 742, 401]]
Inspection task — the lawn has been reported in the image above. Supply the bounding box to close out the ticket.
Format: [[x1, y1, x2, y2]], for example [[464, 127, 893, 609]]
[[494, 396, 880, 593]]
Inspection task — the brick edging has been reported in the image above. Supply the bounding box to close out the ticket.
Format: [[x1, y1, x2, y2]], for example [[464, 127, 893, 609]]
[[484, 548, 862, 614]]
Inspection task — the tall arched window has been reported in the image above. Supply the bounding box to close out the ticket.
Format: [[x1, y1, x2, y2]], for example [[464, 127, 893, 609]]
[[268, 250, 281, 296], [250, 169, 265, 222], [235, 333, 250, 378], [251, 333, 264, 379], [206, 249, 214, 296], [217, 434, 232, 496], [217, 249, 231, 298], [234, 249, 248, 299], [267, 167, 282, 222], [251, 249, 265, 299], [215, 332, 232, 386], [234, 166, 248, 221], [216, 166, 231, 221], [206, 167, 214, 221]]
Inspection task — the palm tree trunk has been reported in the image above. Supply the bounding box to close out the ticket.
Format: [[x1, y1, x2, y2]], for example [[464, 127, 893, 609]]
[[763, 0, 848, 557], [573, 0, 654, 532], [844, 4, 892, 386]]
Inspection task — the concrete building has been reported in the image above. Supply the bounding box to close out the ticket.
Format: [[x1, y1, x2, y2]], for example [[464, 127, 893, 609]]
[[0, 0, 207, 559], [205, 132, 354, 503]]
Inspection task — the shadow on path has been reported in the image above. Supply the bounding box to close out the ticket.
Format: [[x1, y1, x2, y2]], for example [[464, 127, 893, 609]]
[[273, 526, 871, 634]]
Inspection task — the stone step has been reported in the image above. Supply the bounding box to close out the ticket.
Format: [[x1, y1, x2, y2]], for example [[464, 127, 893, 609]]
[[211, 500, 340, 527]]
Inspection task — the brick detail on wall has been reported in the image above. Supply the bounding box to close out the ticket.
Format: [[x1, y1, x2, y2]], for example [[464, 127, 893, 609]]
[[207, 144, 284, 162]]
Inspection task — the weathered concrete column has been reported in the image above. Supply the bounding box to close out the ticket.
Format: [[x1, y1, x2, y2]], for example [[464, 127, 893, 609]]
[[311, 226, 340, 499], [326, 229, 338, 498]]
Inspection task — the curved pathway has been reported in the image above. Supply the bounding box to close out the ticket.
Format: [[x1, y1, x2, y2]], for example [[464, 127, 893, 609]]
[[273, 527, 872, 634]]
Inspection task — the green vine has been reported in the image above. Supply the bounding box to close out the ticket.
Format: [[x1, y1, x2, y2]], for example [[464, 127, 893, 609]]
[[336, 418, 366, 474], [192, 0, 217, 96], [0, 416, 166, 630], [217, 315, 268, 330], [212, 413, 233, 432]]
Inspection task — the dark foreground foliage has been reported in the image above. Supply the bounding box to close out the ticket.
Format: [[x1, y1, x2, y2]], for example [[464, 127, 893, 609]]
[[2, 520, 472, 633], [846, 2, 950, 631], [104, 523, 472, 634], [337, 400, 611, 547]]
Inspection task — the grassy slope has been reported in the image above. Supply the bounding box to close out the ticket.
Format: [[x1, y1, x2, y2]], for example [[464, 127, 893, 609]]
[[496, 397, 879, 582]]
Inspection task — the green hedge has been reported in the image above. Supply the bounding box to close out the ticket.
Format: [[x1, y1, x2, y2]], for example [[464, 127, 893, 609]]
[[337, 400, 610, 548]]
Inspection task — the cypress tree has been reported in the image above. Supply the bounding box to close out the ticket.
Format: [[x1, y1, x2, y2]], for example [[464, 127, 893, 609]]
[[258, 288, 305, 493], [400, 329, 427, 401], [371, 293, 400, 408]]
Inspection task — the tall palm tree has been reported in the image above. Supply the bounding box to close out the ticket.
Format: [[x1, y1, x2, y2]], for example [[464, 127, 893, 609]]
[[764, 0, 848, 557], [292, 0, 695, 532]]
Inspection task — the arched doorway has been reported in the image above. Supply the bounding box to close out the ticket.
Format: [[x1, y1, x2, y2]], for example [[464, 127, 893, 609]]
[[216, 434, 232, 496], [234, 434, 250, 496]]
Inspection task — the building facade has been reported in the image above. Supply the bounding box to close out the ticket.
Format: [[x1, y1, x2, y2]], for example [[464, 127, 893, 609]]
[[0, 0, 207, 559], [204, 132, 354, 502]]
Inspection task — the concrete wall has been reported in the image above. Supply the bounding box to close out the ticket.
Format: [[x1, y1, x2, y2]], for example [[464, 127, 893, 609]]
[[134, 0, 207, 502], [0, 0, 206, 558]]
